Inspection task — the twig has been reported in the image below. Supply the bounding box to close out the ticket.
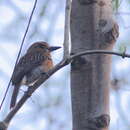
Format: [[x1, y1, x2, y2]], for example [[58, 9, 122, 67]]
[[63, 0, 71, 58], [0, 0, 38, 111], [70, 50, 130, 59]]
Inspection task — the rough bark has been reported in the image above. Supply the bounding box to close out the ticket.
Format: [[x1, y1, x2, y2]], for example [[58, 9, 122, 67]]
[[70, 0, 119, 130]]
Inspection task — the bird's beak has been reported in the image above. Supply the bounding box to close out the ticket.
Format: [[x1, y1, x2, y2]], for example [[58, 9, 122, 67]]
[[49, 46, 61, 52]]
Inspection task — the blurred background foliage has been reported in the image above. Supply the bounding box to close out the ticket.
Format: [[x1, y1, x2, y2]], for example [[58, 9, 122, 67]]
[[0, 0, 130, 130]]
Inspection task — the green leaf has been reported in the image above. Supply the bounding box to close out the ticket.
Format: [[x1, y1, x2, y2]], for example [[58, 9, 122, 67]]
[[118, 44, 127, 54], [112, 0, 120, 11]]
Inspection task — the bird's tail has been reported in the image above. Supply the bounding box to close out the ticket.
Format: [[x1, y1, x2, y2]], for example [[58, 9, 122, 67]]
[[10, 84, 20, 109]]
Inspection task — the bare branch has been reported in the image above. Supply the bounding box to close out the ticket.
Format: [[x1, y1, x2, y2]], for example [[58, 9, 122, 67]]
[[63, 0, 71, 58], [70, 50, 130, 59]]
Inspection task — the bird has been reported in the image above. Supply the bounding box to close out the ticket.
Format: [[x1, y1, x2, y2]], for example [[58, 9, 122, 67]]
[[10, 41, 61, 109]]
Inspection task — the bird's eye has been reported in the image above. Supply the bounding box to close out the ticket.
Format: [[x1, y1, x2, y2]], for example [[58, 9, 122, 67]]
[[39, 45, 44, 48], [38, 44, 45, 49]]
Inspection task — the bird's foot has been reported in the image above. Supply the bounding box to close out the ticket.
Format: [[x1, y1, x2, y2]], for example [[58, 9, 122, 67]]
[[41, 72, 49, 77]]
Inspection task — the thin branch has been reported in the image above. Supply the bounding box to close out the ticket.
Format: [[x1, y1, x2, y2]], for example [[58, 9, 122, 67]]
[[63, 0, 71, 58], [1, 49, 130, 129], [0, 0, 38, 111], [70, 50, 130, 59]]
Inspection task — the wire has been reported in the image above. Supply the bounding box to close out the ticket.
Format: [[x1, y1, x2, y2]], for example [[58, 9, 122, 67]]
[[0, 0, 38, 111]]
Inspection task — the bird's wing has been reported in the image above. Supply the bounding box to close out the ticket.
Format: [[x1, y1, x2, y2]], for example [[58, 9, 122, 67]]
[[12, 51, 45, 85]]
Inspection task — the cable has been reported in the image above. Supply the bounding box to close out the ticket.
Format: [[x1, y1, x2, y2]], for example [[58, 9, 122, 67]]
[[0, 0, 38, 111]]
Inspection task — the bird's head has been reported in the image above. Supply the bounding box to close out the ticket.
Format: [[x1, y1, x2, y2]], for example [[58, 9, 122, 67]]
[[27, 41, 61, 53]]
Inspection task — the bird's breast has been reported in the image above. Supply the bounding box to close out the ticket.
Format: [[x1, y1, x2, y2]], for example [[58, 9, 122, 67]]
[[41, 58, 53, 72], [20, 58, 53, 86]]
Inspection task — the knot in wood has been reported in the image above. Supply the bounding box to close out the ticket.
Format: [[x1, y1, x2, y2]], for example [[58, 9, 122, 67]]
[[86, 114, 110, 129], [71, 56, 87, 71], [104, 23, 119, 44], [99, 19, 107, 27], [98, 19, 119, 45], [79, 0, 97, 5], [95, 114, 110, 128], [98, 1, 106, 6]]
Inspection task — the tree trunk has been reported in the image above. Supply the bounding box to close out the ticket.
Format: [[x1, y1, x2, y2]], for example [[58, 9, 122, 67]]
[[70, 0, 119, 130]]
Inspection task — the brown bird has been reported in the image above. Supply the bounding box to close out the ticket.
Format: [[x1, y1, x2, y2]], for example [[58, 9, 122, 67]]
[[10, 41, 61, 109]]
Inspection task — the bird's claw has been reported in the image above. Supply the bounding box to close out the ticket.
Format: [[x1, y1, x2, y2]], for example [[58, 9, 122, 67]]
[[41, 72, 49, 77]]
